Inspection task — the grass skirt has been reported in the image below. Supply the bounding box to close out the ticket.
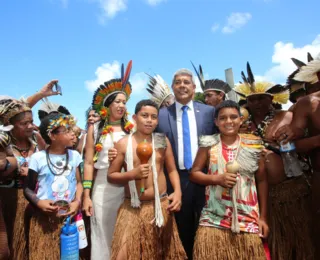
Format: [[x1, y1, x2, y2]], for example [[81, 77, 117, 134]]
[[268, 175, 314, 260], [0, 200, 10, 260], [0, 188, 29, 260], [28, 210, 64, 260], [110, 197, 187, 260], [193, 226, 266, 260]]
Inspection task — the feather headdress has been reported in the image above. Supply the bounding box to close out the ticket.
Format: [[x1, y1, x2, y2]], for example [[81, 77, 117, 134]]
[[146, 74, 173, 107], [234, 62, 289, 105], [191, 62, 232, 94], [47, 114, 76, 134], [0, 98, 31, 125], [287, 53, 314, 91], [92, 60, 132, 118], [38, 97, 71, 121], [293, 55, 320, 84]]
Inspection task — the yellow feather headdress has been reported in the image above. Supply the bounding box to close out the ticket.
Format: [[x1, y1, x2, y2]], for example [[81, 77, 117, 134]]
[[234, 62, 289, 105]]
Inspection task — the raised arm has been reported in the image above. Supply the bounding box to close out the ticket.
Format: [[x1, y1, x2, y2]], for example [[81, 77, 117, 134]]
[[26, 80, 60, 108]]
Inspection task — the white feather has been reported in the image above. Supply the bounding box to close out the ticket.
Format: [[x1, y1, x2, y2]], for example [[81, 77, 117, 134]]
[[294, 59, 320, 84], [147, 74, 172, 107]]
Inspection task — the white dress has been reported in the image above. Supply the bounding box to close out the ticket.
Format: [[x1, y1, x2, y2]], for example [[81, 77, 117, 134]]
[[91, 130, 126, 260]]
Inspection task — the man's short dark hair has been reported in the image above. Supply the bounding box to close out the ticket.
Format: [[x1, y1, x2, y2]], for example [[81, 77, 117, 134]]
[[135, 99, 159, 114], [215, 100, 241, 119]]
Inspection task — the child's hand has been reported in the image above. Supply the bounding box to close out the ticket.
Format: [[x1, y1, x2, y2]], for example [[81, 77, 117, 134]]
[[37, 200, 58, 214], [82, 197, 94, 217], [217, 172, 237, 188], [60, 200, 80, 218], [258, 218, 269, 239], [108, 147, 118, 162], [167, 192, 182, 213], [133, 164, 150, 180]]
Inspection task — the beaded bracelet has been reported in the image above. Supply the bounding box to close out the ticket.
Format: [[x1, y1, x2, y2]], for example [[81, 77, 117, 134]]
[[83, 180, 93, 189]]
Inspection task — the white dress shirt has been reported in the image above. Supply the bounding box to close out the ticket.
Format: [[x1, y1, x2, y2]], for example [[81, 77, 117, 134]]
[[176, 101, 198, 170]]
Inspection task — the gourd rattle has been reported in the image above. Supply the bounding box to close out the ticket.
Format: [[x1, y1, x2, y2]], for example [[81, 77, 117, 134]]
[[136, 139, 153, 193]]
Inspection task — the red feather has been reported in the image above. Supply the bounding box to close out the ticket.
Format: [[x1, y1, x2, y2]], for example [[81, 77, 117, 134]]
[[122, 60, 132, 88]]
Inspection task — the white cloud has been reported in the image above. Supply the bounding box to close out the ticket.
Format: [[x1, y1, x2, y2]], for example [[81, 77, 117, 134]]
[[130, 73, 148, 94], [85, 61, 147, 94], [211, 23, 220, 33], [96, 0, 127, 21], [222, 12, 252, 34], [85, 61, 121, 92], [146, 0, 166, 6], [256, 34, 320, 83]]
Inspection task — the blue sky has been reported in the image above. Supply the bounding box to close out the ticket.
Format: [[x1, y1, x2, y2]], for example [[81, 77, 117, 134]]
[[1, 0, 320, 128]]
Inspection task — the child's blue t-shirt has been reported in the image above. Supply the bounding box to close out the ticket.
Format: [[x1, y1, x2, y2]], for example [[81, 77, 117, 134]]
[[29, 149, 82, 203]]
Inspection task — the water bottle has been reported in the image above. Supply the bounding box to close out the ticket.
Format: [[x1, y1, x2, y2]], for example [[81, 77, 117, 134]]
[[75, 212, 88, 249], [60, 216, 79, 260], [280, 141, 303, 178]]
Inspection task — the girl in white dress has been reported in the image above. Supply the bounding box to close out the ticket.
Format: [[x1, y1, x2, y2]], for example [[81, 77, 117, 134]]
[[82, 61, 134, 260]]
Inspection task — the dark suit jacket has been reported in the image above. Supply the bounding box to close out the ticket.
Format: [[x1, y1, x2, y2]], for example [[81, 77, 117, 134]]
[[156, 101, 216, 170], [156, 101, 216, 213]]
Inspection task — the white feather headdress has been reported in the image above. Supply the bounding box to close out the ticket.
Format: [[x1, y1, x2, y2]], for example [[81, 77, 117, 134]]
[[146, 74, 173, 107], [294, 55, 320, 84]]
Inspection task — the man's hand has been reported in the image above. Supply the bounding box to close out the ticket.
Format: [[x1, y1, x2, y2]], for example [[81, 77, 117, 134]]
[[39, 79, 61, 98], [274, 124, 304, 144], [167, 192, 182, 213], [82, 196, 94, 217], [258, 218, 269, 239], [108, 147, 118, 162], [37, 199, 58, 214], [216, 172, 237, 188]]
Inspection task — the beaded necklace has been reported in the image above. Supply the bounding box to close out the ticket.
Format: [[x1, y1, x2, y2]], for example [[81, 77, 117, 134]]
[[247, 109, 275, 138], [46, 147, 69, 176], [93, 120, 134, 161]]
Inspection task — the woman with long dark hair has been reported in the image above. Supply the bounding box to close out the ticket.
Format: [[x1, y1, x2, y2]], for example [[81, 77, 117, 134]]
[[82, 61, 134, 260]]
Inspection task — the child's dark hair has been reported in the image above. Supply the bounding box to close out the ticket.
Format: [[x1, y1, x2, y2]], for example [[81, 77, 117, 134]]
[[39, 112, 62, 144], [215, 100, 241, 119], [135, 99, 159, 114]]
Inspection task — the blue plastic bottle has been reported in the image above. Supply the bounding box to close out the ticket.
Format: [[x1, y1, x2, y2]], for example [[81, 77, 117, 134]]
[[60, 216, 79, 260]]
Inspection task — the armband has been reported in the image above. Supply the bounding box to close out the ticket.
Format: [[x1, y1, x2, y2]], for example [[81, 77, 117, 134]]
[[82, 180, 92, 189]]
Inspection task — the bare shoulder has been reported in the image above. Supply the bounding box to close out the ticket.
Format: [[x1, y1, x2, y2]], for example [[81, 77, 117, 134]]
[[275, 110, 292, 122], [116, 135, 129, 153], [294, 95, 314, 109]]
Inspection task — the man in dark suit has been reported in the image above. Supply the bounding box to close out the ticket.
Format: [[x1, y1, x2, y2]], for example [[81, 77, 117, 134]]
[[156, 68, 216, 259]]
